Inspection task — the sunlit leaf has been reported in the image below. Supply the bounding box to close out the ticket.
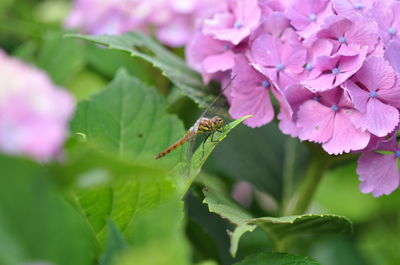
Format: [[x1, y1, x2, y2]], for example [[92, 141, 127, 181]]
[[169, 116, 252, 197], [60, 147, 177, 246], [71, 68, 185, 169]]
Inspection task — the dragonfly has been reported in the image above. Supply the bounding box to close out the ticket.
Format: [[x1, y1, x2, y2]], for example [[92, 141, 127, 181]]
[[154, 79, 233, 161]]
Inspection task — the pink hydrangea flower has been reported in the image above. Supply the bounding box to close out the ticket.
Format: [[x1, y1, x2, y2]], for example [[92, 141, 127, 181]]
[[0, 50, 75, 161], [250, 33, 306, 90], [251, 12, 300, 45], [185, 32, 237, 84], [316, 13, 378, 56], [304, 38, 334, 78], [344, 56, 400, 137], [357, 134, 400, 197], [301, 48, 367, 92], [296, 87, 370, 154], [366, 1, 400, 47], [331, 0, 375, 16], [229, 54, 286, 127], [202, 0, 261, 45], [286, 0, 332, 38]]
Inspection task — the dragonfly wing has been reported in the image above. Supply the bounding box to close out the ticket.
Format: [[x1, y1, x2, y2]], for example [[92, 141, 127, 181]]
[[180, 133, 197, 180]]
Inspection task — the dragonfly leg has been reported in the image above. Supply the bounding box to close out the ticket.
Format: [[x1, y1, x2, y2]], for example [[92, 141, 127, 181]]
[[210, 131, 221, 142], [202, 134, 210, 157]]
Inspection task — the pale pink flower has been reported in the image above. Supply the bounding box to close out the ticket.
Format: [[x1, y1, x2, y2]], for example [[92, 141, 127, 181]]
[[0, 50, 75, 161]]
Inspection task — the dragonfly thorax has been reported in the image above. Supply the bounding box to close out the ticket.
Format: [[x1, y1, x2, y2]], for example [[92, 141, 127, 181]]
[[197, 116, 223, 134]]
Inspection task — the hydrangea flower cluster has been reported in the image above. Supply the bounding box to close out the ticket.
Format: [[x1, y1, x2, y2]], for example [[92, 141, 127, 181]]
[[64, 0, 224, 47], [65, 0, 400, 197], [0, 50, 75, 161], [186, 0, 400, 197]]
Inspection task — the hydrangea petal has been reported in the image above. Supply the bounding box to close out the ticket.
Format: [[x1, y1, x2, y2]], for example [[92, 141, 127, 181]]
[[297, 100, 334, 143], [342, 79, 369, 113], [278, 111, 299, 137], [384, 40, 400, 73], [229, 54, 275, 127], [352, 56, 395, 93], [322, 109, 370, 154], [258, 12, 291, 37], [287, 0, 331, 38], [281, 44, 307, 74], [203, 0, 261, 45], [251, 33, 282, 67], [203, 50, 235, 73], [301, 71, 336, 92], [332, 0, 374, 16], [342, 15, 378, 53], [357, 150, 399, 197], [377, 74, 400, 108], [230, 86, 274, 127], [185, 32, 233, 83], [279, 83, 316, 138], [374, 130, 399, 152], [350, 98, 399, 137]]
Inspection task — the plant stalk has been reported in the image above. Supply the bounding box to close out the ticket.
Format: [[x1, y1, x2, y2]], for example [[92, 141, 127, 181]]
[[285, 152, 330, 216]]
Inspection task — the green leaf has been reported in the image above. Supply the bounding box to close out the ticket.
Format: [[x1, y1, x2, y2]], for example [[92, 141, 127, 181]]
[[61, 147, 178, 246], [71, 67, 250, 195], [0, 155, 95, 265], [85, 43, 152, 83], [48, 140, 191, 263], [64, 32, 226, 114], [66, 68, 108, 100], [233, 252, 320, 265], [49, 142, 190, 264], [112, 199, 191, 265], [185, 219, 221, 263], [37, 30, 84, 85], [203, 188, 353, 257], [99, 220, 127, 265], [169, 115, 252, 197], [71, 68, 185, 168]]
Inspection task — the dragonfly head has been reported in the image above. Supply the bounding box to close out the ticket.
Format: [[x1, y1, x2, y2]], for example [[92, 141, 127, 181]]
[[211, 116, 223, 130]]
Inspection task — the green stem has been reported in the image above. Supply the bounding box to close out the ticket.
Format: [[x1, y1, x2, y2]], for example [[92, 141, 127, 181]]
[[280, 138, 297, 216], [285, 152, 330, 216], [287, 150, 357, 216], [273, 146, 357, 251]]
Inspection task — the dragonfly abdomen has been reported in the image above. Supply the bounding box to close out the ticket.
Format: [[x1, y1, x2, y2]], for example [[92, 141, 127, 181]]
[[154, 128, 195, 159]]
